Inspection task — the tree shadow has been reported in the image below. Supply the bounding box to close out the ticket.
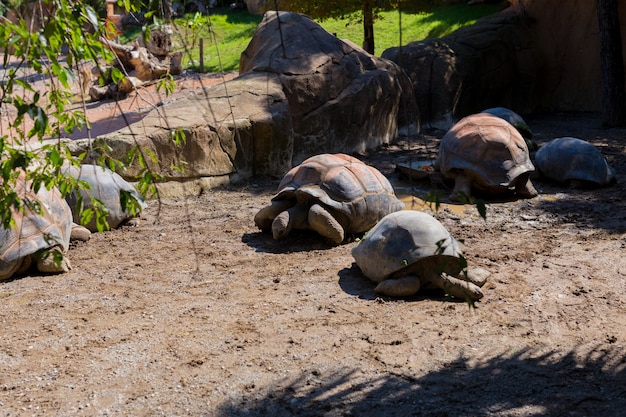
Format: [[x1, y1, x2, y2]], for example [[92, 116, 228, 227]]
[[525, 112, 626, 233], [215, 345, 626, 416], [407, 2, 509, 40]]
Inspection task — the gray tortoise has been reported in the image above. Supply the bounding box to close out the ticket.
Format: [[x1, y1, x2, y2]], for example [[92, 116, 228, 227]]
[[534, 137, 616, 188], [0, 173, 73, 280], [436, 113, 538, 202], [352, 211, 488, 301], [63, 164, 147, 232], [254, 153, 404, 246], [481, 107, 537, 151]]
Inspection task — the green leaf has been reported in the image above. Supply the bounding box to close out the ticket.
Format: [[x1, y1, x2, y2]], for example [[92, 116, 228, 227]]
[[476, 199, 487, 220], [48, 148, 62, 166], [110, 67, 125, 85], [85, 6, 100, 30]]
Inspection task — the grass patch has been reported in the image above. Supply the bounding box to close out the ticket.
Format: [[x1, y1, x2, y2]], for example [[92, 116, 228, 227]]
[[121, 3, 503, 72], [319, 2, 507, 55], [172, 7, 262, 72]]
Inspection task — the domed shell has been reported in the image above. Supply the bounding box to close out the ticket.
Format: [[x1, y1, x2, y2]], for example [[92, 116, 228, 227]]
[[63, 164, 147, 232], [0, 174, 72, 280], [274, 153, 404, 233], [481, 107, 532, 139], [436, 113, 535, 192], [534, 137, 616, 187], [351, 211, 461, 283]]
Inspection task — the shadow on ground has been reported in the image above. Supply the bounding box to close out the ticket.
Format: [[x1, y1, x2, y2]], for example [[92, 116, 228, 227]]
[[215, 345, 626, 417]]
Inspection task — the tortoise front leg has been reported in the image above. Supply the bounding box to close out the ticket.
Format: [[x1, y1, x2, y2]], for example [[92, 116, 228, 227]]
[[374, 275, 422, 297], [428, 270, 484, 301], [308, 204, 344, 246], [272, 205, 308, 240], [35, 247, 71, 274], [254, 199, 294, 232], [449, 175, 473, 202], [515, 175, 538, 199]]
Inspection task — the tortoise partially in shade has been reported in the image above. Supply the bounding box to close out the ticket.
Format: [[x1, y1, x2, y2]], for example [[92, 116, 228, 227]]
[[62, 164, 147, 232], [254, 153, 404, 246], [0, 173, 73, 280], [435, 113, 538, 202], [534, 137, 616, 188]]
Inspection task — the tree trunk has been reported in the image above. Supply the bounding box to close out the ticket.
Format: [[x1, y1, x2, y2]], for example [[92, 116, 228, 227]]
[[161, 0, 173, 22], [362, 0, 374, 54], [597, 0, 626, 126]]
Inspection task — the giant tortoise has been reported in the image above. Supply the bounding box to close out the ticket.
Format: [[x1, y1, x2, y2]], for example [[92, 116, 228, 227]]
[[352, 210, 489, 301], [534, 137, 616, 188], [254, 153, 404, 246], [0, 173, 73, 280], [435, 113, 538, 202]]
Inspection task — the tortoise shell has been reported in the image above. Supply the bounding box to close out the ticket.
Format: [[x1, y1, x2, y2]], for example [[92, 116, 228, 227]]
[[534, 137, 616, 187], [273, 153, 404, 234], [352, 210, 462, 283], [63, 164, 147, 232], [436, 113, 535, 194], [0, 173, 72, 280]]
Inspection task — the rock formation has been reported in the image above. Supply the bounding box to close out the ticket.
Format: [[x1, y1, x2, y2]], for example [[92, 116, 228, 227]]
[[72, 11, 414, 196], [382, 8, 538, 130]]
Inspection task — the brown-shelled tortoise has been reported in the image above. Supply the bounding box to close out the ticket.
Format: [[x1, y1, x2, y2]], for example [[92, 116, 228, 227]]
[[352, 210, 489, 301], [0, 173, 73, 280], [254, 153, 404, 246], [435, 113, 538, 202]]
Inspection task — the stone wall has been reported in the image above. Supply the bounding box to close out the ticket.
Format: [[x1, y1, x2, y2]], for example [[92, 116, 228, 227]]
[[514, 0, 620, 112]]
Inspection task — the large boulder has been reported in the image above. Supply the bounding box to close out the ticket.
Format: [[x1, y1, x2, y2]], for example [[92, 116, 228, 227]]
[[240, 11, 416, 165], [68, 72, 293, 196], [382, 8, 538, 130], [66, 11, 414, 196]]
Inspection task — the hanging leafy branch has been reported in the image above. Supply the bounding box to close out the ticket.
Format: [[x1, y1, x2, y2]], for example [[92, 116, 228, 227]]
[[0, 0, 175, 231]]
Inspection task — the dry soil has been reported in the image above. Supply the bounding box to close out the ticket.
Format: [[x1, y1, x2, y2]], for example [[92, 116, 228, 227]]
[[1, 74, 626, 417]]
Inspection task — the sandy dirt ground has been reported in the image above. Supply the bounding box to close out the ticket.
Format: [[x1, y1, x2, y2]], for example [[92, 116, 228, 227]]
[[1, 72, 626, 416]]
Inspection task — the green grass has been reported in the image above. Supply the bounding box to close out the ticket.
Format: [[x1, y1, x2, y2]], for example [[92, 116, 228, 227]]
[[124, 3, 504, 72], [319, 2, 507, 56], [171, 7, 262, 72]]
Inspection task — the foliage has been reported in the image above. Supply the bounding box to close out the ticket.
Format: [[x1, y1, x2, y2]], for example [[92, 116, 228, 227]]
[[0, 0, 163, 232]]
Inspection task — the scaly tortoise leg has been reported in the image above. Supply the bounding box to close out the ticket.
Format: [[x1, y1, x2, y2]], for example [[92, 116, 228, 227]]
[[271, 205, 308, 240], [515, 175, 539, 199], [374, 275, 422, 297], [308, 203, 344, 246], [254, 199, 294, 232], [36, 246, 71, 274], [429, 270, 484, 301], [449, 175, 473, 202]]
